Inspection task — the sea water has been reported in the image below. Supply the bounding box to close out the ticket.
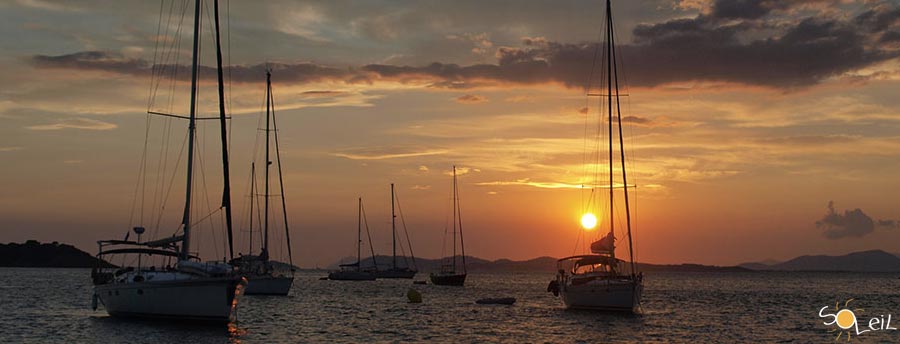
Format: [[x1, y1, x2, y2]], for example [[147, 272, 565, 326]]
[[2, 268, 899, 343]]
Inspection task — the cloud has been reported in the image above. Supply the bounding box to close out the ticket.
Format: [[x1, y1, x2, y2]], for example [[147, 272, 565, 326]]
[[878, 219, 898, 229], [30, 51, 353, 85], [0, 147, 23, 152], [26, 118, 117, 131], [331, 147, 447, 160], [411, 185, 431, 190], [455, 94, 487, 104], [28, 2, 900, 90], [299, 90, 347, 97], [418, 165, 429, 172], [443, 166, 479, 176], [816, 201, 875, 239]]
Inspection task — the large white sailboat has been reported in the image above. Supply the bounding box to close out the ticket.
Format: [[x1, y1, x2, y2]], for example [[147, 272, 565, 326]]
[[548, 0, 643, 312], [91, 0, 244, 322], [231, 71, 294, 295]]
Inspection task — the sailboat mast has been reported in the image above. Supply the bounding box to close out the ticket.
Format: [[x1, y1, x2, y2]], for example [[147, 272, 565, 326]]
[[271, 82, 294, 270], [213, 0, 234, 261], [264, 70, 271, 254], [605, 0, 616, 259], [357, 197, 362, 272], [452, 166, 457, 271], [180, 0, 201, 261], [608, 0, 635, 275], [391, 183, 397, 270]]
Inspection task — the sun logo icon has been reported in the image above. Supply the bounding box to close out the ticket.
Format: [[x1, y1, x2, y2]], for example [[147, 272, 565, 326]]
[[821, 299, 865, 341]]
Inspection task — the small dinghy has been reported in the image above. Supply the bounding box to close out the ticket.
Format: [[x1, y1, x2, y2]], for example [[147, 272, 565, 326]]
[[475, 297, 516, 305]]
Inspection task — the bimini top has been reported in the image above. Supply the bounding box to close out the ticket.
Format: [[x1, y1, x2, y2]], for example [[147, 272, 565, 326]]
[[557, 254, 621, 267], [97, 247, 198, 260]]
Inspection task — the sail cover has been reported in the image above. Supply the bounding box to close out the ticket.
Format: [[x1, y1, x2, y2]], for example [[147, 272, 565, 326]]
[[590, 232, 615, 254]]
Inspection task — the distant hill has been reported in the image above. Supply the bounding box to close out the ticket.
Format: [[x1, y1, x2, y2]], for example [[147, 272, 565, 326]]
[[739, 250, 900, 272], [0, 240, 113, 268], [331, 255, 750, 273]]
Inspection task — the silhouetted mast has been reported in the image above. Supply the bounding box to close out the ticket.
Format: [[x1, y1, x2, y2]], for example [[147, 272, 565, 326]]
[[180, 0, 201, 260], [391, 183, 397, 270], [270, 79, 294, 270], [607, 0, 636, 276], [264, 70, 271, 254], [213, 0, 234, 261]]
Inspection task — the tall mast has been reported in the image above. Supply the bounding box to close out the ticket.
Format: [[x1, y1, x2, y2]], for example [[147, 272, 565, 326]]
[[271, 80, 294, 271], [452, 166, 457, 272], [605, 0, 615, 260], [356, 197, 362, 271], [357, 197, 362, 272], [391, 183, 397, 270], [608, 0, 636, 275], [264, 70, 271, 254], [213, 0, 234, 261], [180, 0, 201, 261]]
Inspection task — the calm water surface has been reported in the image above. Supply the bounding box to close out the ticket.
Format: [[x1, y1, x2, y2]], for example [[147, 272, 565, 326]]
[[2, 268, 899, 343]]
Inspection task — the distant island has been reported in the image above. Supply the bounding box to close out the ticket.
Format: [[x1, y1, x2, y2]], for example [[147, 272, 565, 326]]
[[0, 240, 113, 268], [5, 240, 899, 273], [739, 250, 900, 272], [329, 255, 751, 273]]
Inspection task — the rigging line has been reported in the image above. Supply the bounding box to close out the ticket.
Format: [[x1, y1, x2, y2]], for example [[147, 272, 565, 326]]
[[139, 110, 153, 226], [154, 130, 189, 236], [394, 190, 417, 270], [127, 111, 151, 229], [456, 171, 467, 273], [361, 201, 378, 269], [163, 0, 188, 114], [148, 0, 175, 110], [147, 0, 165, 111], [253, 161, 264, 249], [196, 125, 221, 260], [226, 0, 234, 122], [148, 115, 173, 240]]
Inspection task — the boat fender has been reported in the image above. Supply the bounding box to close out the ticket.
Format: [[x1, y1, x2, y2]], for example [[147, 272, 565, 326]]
[[407, 288, 422, 303], [547, 280, 559, 296], [91, 293, 98, 311]]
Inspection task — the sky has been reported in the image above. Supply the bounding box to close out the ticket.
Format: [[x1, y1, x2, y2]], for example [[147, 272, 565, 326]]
[[1, 0, 899, 267]]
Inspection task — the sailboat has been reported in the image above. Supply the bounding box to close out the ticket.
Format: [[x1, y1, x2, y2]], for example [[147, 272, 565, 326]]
[[91, 0, 244, 322], [373, 183, 418, 279], [328, 198, 377, 281], [430, 166, 467, 286], [230, 71, 294, 295], [548, 0, 643, 312]]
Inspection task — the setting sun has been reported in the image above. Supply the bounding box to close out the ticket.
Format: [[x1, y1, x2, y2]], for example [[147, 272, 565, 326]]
[[580, 213, 598, 230]]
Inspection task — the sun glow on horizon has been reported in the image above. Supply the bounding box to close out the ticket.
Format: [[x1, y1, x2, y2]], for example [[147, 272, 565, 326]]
[[580, 213, 598, 230]]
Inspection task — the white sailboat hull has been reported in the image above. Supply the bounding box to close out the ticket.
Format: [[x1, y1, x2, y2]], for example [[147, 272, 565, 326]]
[[245, 275, 293, 295], [95, 276, 244, 322], [560, 278, 642, 311]]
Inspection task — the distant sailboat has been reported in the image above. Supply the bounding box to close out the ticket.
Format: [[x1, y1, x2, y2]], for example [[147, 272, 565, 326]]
[[231, 71, 294, 296], [91, 0, 244, 322], [329, 198, 377, 281], [548, 0, 642, 312], [373, 183, 418, 279], [430, 166, 467, 286]]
